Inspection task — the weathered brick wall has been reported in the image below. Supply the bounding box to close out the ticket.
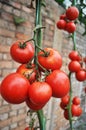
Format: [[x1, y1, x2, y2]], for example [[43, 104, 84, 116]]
[[0, 0, 86, 130]]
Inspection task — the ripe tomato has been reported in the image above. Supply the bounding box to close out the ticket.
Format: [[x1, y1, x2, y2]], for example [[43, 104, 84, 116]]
[[72, 96, 81, 105], [10, 40, 34, 64], [60, 14, 66, 20], [68, 61, 81, 72], [75, 70, 86, 81], [61, 95, 70, 106], [56, 19, 66, 30], [64, 110, 69, 120], [16, 64, 36, 84], [84, 87, 86, 93], [28, 81, 52, 105], [69, 51, 81, 61], [65, 22, 76, 33], [25, 127, 34, 130], [60, 101, 67, 110], [26, 98, 45, 111], [66, 6, 79, 21], [71, 104, 82, 117], [46, 70, 70, 98], [38, 48, 62, 70], [1, 73, 30, 104]]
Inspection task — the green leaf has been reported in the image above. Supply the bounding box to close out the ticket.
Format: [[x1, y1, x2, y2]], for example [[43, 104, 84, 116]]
[[13, 16, 26, 25]]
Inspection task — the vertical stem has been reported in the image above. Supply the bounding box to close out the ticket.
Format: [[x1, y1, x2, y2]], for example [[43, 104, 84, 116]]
[[34, 0, 46, 130]]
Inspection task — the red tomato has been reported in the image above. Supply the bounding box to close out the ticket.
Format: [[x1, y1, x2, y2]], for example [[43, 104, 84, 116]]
[[69, 51, 81, 61], [61, 95, 70, 105], [26, 98, 45, 111], [25, 127, 34, 130], [46, 70, 70, 98], [65, 22, 76, 33], [28, 81, 52, 105], [72, 104, 82, 117], [84, 87, 86, 93], [72, 96, 81, 105], [60, 101, 67, 110], [56, 19, 66, 30], [16, 64, 36, 84], [1, 73, 30, 104], [68, 61, 81, 72], [64, 110, 69, 120], [60, 14, 66, 20], [38, 48, 62, 70], [75, 70, 86, 81], [66, 6, 79, 21], [10, 40, 34, 64]]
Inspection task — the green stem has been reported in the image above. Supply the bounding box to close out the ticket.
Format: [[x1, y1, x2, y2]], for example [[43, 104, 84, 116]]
[[34, 0, 46, 130]]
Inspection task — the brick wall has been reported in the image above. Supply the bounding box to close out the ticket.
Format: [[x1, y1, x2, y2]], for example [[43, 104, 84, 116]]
[[0, 0, 86, 130]]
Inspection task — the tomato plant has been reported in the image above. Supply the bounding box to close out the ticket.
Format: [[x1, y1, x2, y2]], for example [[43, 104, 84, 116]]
[[10, 41, 34, 64], [72, 96, 81, 105], [61, 95, 70, 105], [56, 19, 66, 30], [65, 22, 76, 33], [69, 51, 81, 61], [0, 73, 30, 104], [68, 61, 81, 72], [75, 69, 86, 81], [46, 70, 70, 98]]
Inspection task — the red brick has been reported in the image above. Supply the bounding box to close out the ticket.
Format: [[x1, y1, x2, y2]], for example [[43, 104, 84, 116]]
[[11, 113, 26, 123], [1, 12, 13, 22], [0, 105, 10, 114], [0, 28, 15, 38], [22, 6, 32, 13], [0, 45, 10, 53], [10, 1, 21, 9], [15, 32, 29, 40], [0, 61, 12, 69], [3, 5, 12, 13]]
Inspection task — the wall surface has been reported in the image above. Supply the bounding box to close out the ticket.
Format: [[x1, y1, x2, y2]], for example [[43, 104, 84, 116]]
[[0, 0, 86, 130]]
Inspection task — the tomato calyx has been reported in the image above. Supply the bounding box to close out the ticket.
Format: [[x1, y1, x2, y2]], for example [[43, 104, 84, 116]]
[[18, 42, 27, 49]]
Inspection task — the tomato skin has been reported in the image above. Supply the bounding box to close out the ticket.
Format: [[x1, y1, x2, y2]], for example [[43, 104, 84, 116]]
[[10, 41, 34, 64], [64, 110, 69, 120], [61, 95, 70, 106], [25, 127, 34, 130], [56, 20, 66, 30], [16, 64, 36, 84], [60, 14, 66, 20], [1, 73, 30, 104], [60, 101, 67, 110], [68, 61, 81, 72], [38, 48, 62, 70], [72, 96, 81, 105], [28, 81, 52, 105], [69, 51, 81, 61], [46, 70, 70, 98], [75, 70, 86, 81], [65, 22, 76, 33], [66, 6, 79, 21], [26, 98, 44, 111]]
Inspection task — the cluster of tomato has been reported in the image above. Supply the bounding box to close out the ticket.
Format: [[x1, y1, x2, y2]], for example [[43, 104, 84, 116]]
[[68, 50, 86, 81], [60, 94, 82, 120], [56, 6, 79, 33], [0, 40, 71, 112]]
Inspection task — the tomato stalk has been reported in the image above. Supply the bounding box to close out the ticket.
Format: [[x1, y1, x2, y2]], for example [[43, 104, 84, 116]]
[[68, 0, 77, 130], [33, 0, 46, 130]]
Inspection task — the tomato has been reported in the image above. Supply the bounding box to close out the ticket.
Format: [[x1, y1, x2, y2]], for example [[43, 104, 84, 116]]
[[66, 6, 79, 21], [38, 48, 62, 70], [60, 14, 66, 20], [61, 95, 70, 105], [1, 73, 30, 104], [68, 61, 81, 72], [72, 96, 81, 105], [16, 64, 36, 84], [46, 70, 70, 98], [60, 101, 67, 110], [10, 40, 34, 64], [25, 127, 34, 130], [84, 57, 86, 63], [69, 51, 81, 61], [64, 110, 69, 120], [65, 22, 76, 33], [56, 19, 66, 30], [26, 98, 44, 111], [28, 81, 52, 105], [71, 104, 82, 117], [84, 87, 86, 93], [75, 70, 86, 81]]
